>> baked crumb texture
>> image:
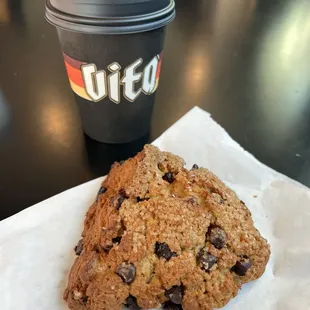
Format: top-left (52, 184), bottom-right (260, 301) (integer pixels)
top-left (64, 145), bottom-right (270, 310)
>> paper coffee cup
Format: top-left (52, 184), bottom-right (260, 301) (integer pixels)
top-left (45, 0), bottom-right (175, 143)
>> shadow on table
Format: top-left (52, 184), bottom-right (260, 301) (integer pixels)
top-left (84, 134), bottom-right (150, 177)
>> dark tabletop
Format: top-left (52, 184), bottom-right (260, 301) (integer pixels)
top-left (0, 0), bottom-right (310, 220)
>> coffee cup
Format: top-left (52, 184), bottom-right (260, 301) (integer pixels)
top-left (45, 0), bottom-right (175, 143)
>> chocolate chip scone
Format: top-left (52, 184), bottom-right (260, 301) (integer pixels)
top-left (64, 145), bottom-right (270, 310)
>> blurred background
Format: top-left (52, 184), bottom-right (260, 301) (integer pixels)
top-left (0, 0), bottom-right (309, 218)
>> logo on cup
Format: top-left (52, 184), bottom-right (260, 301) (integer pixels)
top-left (63, 53), bottom-right (163, 103)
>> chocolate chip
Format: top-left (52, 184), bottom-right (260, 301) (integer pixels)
top-left (112, 194), bottom-right (125, 210)
top-left (96, 186), bottom-right (107, 201)
top-left (240, 200), bottom-right (245, 205)
top-left (112, 236), bottom-right (122, 244)
top-left (163, 301), bottom-right (183, 310)
top-left (74, 239), bottom-right (83, 256)
top-left (220, 198), bottom-right (225, 204)
top-left (162, 172), bottom-right (174, 183)
top-left (232, 255), bottom-right (252, 276)
top-left (196, 248), bottom-right (217, 271)
top-left (119, 160), bottom-right (125, 165)
top-left (82, 296), bottom-right (88, 304)
top-left (191, 164), bottom-right (199, 170)
top-left (103, 236), bottom-right (122, 253)
top-left (155, 242), bottom-right (177, 260)
top-left (209, 226), bottom-right (227, 249)
top-left (126, 295), bottom-right (141, 310)
top-left (98, 186), bottom-right (107, 195)
top-left (137, 197), bottom-right (149, 202)
top-left (165, 286), bottom-right (183, 305)
top-left (116, 263), bottom-right (136, 284)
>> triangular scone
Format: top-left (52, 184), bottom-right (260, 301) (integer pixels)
top-left (64, 145), bottom-right (270, 310)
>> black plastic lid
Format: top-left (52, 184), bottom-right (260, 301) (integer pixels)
top-left (45, 0), bottom-right (176, 35)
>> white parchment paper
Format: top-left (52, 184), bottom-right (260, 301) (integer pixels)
top-left (1, 107), bottom-right (309, 310)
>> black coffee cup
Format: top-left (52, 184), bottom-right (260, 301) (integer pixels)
top-left (45, 0), bottom-right (175, 143)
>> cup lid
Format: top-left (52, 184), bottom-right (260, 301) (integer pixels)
top-left (45, 0), bottom-right (176, 35)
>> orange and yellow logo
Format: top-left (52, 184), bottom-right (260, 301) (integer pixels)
top-left (63, 53), bottom-right (163, 103)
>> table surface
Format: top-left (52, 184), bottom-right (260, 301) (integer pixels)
top-left (0, 0), bottom-right (309, 220)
